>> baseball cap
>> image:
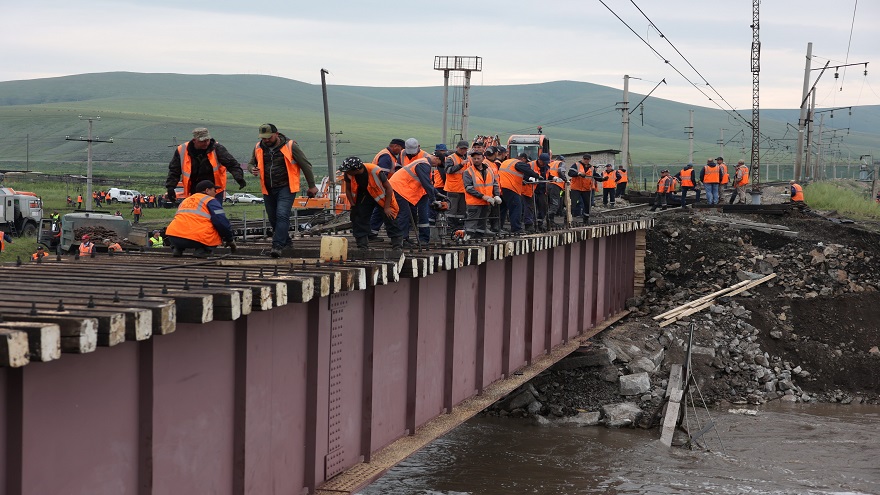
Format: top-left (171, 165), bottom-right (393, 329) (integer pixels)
top-left (192, 127), bottom-right (211, 142)
top-left (456, 140), bottom-right (469, 149)
top-left (258, 123), bottom-right (278, 139)
top-left (82, 234), bottom-right (90, 240)
top-left (434, 143), bottom-right (448, 152)
top-left (661, 169), bottom-right (670, 173)
top-left (557, 155), bottom-right (565, 161)
top-left (538, 153), bottom-right (551, 163)
top-left (716, 156), bottom-right (724, 161)
top-left (390, 138), bottom-right (406, 147)
top-left (485, 146), bottom-right (497, 155)
top-left (517, 152), bottom-right (530, 160)
top-left (405, 138), bottom-right (420, 154)
top-left (582, 154), bottom-right (592, 160)
top-left (194, 180), bottom-right (217, 193)
top-left (605, 163), bottom-right (613, 167)
top-left (497, 146), bottom-right (506, 154)
top-left (469, 149), bottom-right (484, 156)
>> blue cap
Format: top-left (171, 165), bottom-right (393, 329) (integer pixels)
top-left (434, 143), bottom-right (448, 151)
top-left (538, 153), bottom-right (551, 163)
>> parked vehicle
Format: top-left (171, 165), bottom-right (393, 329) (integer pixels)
top-left (107, 188), bottom-right (138, 203)
top-left (226, 193), bottom-right (264, 204)
top-left (0, 187), bottom-right (42, 237)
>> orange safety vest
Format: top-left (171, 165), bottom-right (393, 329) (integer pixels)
top-left (720, 163), bottom-right (729, 184)
top-left (464, 166), bottom-right (497, 206)
top-left (497, 159), bottom-right (525, 195)
top-left (401, 150), bottom-right (426, 167)
top-left (0, 237), bottom-right (4, 252)
top-left (791, 183), bottom-right (804, 202)
top-left (388, 158), bottom-right (429, 206)
top-left (31, 251), bottom-right (48, 261)
top-left (133, 206), bottom-right (142, 215)
top-left (522, 161), bottom-right (541, 198)
top-left (444, 153), bottom-right (470, 194)
top-left (165, 193), bottom-right (222, 246)
top-left (79, 241), bottom-right (94, 256)
top-left (77, 195), bottom-right (83, 203)
top-left (372, 148), bottom-right (401, 175)
top-left (703, 165), bottom-right (720, 184)
top-left (345, 163), bottom-right (400, 217)
top-left (255, 140), bottom-right (300, 195)
top-left (679, 168), bottom-right (695, 187)
top-left (618, 170), bottom-right (628, 184)
top-left (736, 165), bottom-right (750, 187)
top-left (548, 161), bottom-right (565, 189)
top-left (602, 170), bottom-right (617, 189)
top-left (656, 176), bottom-right (674, 193)
top-left (431, 168), bottom-right (445, 190)
top-left (178, 142), bottom-right (228, 196)
top-left (570, 162), bottom-right (593, 192)
top-left (107, 243), bottom-right (122, 252)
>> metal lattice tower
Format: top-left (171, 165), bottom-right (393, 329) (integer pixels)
top-left (434, 56), bottom-right (482, 146)
top-left (749, 0), bottom-right (761, 188)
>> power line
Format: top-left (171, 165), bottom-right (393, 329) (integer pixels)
top-left (840, 0), bottom-right (859, 90)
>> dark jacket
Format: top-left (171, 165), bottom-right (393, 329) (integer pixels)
top-left (165, 140), bottom-right (245, 195)
top-left (206, 196), bottom-right (234, 242)
top-left (248, 133), bottom-right (316, 192)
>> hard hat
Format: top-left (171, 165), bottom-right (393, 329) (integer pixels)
top-left (82, 234), bottom-right (90, 240)
top-left (339, 156), bottom-right (364, 172)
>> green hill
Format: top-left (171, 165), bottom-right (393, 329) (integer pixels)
top-left (0, 72), bottom-right (877, 180)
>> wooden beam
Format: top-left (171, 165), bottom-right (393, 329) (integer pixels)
top-left (0, 322), bottom-right (61, 363)
top-left (0, 329), bottom-right (30, 367)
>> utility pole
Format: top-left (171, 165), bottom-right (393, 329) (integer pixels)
top-left (620, 75), bottom-right (630, 169)
top-left (65, 116), bottom-right (113, 211)
top-left (718, 128), bottom-right (728, 159)
top-left (26, 134), bottom-right (29, 172)
top-left (320, 69), bottom-right (336, 206)
top-left (320, 131), bottom-right (350, 204)
top-left (749, 0), bottom-right (761, 195)
top-left (685, 110), bottom-right (694, 164)
top-left (804, 88), bottom-right (816, 179)
top-left (815, 114), bottom-right (825, 180)
top-left (794, 42), bottom-right (813, 181)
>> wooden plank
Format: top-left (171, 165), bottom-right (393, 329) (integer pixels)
top-left (0, 329), bottom-right (30, 367)
top-left (0, 322), bottom-right (61, 363)
top-left (660, 389), bottom-right (683, 447)
top-left (0, 303), bottom-right (125, 347)
top-left (3, 314), bottom-right (97, 354)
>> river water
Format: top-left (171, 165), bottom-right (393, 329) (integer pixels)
top-left (361, 403), bottom-right (879, 495)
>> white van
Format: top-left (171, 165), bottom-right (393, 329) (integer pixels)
top-left (107, 188), bottom-right (138, 203)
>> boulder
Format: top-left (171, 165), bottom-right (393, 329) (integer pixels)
top-left (499, 389), bottom-right (536, 412)
top-left (553, 347), bottom-right (616, 370)
top-left (602, 402), bottom-right (643, 428)
top-left (619, 372), bottom-right (651, 396)
top-left (555, 411), bottom-right (601, 427)
top-left (628, 357), bottom-right (657, 374)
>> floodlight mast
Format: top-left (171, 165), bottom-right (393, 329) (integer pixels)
top-left (434, 56), bottom-right (482, 146)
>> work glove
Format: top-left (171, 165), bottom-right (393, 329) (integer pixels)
top-left (225, 239), bottom-right (237, 253)
top-left (482, 195), bottom-right (492, 203)
top-left (527, 177), bottom-right (537, 183)
top-left (166, 187), bottom-right (176, 202)
top-left (493, 196), bottom-right (502, 205)
top-left (553, 177), bottom-right (564, 183)
top-left (236, 178), bottom-right (247, 189)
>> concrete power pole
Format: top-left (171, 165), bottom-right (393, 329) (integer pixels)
top-left (65, 116), bottom-right (112, 211)
top-left (804, 88), bottom-right (816, 179)
top-left (685, 110), bottom-right (694, 164)
top-left (815, 114), bottom-right (825, 180)
top-left (794, 42), bottom-right (813, 181)
top-left (621, 75), bottom-right (630, 169)
top-left (320, 69), bottom-right (337, 206)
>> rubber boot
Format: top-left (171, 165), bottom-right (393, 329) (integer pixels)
top-left (390, 237), bottom-right (404, 250)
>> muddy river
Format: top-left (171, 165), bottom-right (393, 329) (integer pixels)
top-left (361, 403), bottom-right (879, 494)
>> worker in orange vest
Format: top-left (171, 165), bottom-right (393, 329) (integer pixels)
top-left (339, 156), bottom-right (403, 250)
top-left (131, 204), bottom-right (142, 224)
top-left (166, 127), bottom-right (247, 203)
top-left (103, 238), bottom-right (123, 252)
top-left (716, 156), bottom-right (729, 188)
top-left (601, 163), bottom-right (620, 208)
top-left (78, 234), bottom-right (95, 256)
top-left (700, 159), bottom-right (722, 205)
top-left (546, 156), bottom-right (568, 225)
top-left (444, 140), bottom-right (472, 229)
top-left (165, 181), bottom-right (236, 258)
top-left (462, 149), bottom-right (501, 238)
top-left (568, 154), bottom-right (602, 222)
top-left (388, 154), bottom-right (439, 246)
top-left (498, 153), bottom-right (543, 233)
top-left (369, 138), bottom-right (405, 239)
top-left (729, 160), bottom-right (750, 204)
top-left (0, 232), bottom-right (12, 253)
top-left (674, 163), bottom-right (698, 208)
top-left (76, 194), bottom-right (83, 208)
top-left (789, 180), bottom-right (805, 203)
top-left (650, 170), bottom-right (675, 211)
top-left (616, 165), bottom-right (629, 198)
top-left (31, 245), bottom-right (48, 261)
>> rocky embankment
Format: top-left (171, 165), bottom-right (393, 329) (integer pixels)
top-left (486, 210), bottom-right (880, 428)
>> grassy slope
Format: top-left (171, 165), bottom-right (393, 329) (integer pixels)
top-left (1, 72), bottom-right (877, 174)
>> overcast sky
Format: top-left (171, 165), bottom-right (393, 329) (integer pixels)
top-left (2, 0), bottom-right (878, 110)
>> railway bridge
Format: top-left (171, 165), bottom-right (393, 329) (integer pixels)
top-left (0, 217), bottom-right (650, 495)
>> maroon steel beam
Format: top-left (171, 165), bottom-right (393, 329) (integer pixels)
top-left (443, 271), bottom-right (457, 411)
top-left (5, 368), bottom-right (21, 495)
top-left (501, 258), bottom-right (512, 377)
top-left (474, 264), bottom-right (487, 394)
top-left (481, 259), bottom-right (505, 388)
top-left (361, 288), bottom-right (376, 461)
top-left (138, 339), bottom-right (153, 495)
top-left (414, 275), bottom-right (448, 427)
top-left (523, 252), bottom-right (535, 365)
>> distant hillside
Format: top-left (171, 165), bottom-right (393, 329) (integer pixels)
top-left (0, 72), bottom-right (877, 177)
